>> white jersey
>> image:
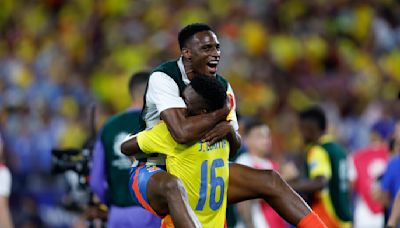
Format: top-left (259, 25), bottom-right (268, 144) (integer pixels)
top-left (0, 165), bottom-right (11, 197)
top-left (142, 57), bottom-right (239, 165)
top-left (0, 133), bottom-right (11, 197)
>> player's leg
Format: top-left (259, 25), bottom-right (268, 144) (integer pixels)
top-left (227, 163), bottom-right (311, 225)
top-left (129, 165), bottom-right (200, 228)
top-left (146, 171), bottom-right (201, 228)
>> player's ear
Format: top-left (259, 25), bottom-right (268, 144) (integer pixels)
top-left (182, 48), bottom-right (191, 60)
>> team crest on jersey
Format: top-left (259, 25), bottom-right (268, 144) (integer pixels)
top-left (146, 166), bottom-right (161, 173)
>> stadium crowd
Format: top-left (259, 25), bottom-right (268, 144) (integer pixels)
top-left (0, 0), bottom-right (399, 227)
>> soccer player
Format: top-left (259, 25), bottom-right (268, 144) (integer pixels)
top-left (128, 23), bottom-right (325, 228)
top-left (90, 72), bottom-right (161, 227)
top-left (293, 106), bottom-right (352, 228)
top-left (122, 75), bottom-right (233, 227)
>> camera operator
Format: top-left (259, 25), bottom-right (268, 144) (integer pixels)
top-left (89, 71), bottom-right (161, 228)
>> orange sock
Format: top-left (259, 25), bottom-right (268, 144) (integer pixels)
top-left (161, 215), bottom-right (175, 228)
top-left (297, 212), bottom-right (327, 228)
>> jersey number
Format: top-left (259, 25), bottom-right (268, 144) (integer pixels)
top-left (195, 158), bottom-right (225, 211)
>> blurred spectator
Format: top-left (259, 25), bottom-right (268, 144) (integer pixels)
top-left (377, 120), bottom-right (400, 228)
top-left (90, 71), bottom-right (161, 228)
top-left (0, 132), bottom-right (13, 228)
top-left (292, 106), bottom-right (352, 228)
top-left (235, 119), bottom-right (291, 228)
top-left (348, 119), bottom-right (393, 228)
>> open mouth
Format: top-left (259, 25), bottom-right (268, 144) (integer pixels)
top-left (207, 60), bottom-right (219, 74)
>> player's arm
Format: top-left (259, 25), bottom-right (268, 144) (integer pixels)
top-left (226, 126), bottom-right (241, 156)
top-left (0, 196), bottom-right (13, 228)
top-left (0, 167), bottom-right (13, 228)
top-left (289, 176), bottom-right (328, 193)
top-left (121, 123), bottom-right (175, 157)
top-left (376, 159), bottom-right (397, 207)
top-left (387, 190), bottom-right (400, 228)
top-left (201, 121), bottom-right (241, 155)
top-left (120, 133), bottom-right (154, 158)
top-left (290, 147), bottom-right (330, 193)
top-left (161, 107), bottom-right (228, 144)
top-left (150, 73), bottom-right (230, 144)
top-left (201, 84), bottom-right (241, 152)
top-left (193, 85), bottom-right (241, 154)
top-left (120, 133), bottom-right (142, 157)
top-left (373, 185), bottom-right (391, 207)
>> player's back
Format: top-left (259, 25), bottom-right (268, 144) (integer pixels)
top-left (166, 139), bottom-right (230, 228)
top-left (137, 122), bottom-right (230, 227)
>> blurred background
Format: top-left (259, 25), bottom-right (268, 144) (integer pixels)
top-left (0, 0), bottom-right (400, 227)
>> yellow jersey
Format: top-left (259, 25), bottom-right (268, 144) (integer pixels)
top-left (307, 142), bottom-right (351, 228)
top-left (137, 122), bottom-right (230, 228)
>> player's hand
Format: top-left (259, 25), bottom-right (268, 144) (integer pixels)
top-left (220, 101), bottom-right (230, 117)
top-left (202, 121), bottom-right (232, 146)
top-left (213, 96), bottom-right (232, 121)
top-left (224, 94), bottom-right (234, 115)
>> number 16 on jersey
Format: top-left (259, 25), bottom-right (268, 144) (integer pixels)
top-left (196, 158), bottom-right (225, 211)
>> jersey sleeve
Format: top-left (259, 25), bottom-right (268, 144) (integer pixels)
top-left (137, 122), bottom-right (177, 156)
top-left (147, 72), bottom-right (186, 114)
top-left (226, 83), bottom-right (239, 131)
top-left (307, 146), bottom-right (332, 179)
top-left (0, 167), bottom-right (11, 197)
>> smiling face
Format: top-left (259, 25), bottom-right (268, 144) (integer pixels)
top-left (182, 30), bottom-right (221, 76)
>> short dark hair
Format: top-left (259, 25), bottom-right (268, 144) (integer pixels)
top-left (128, 71), bottom-right (150, 94)
top-left (190, 75), bottom-right (226, 111)
top-left (299, 106), bottom-right (327, 131)
top-left (178, 23), bottom-right (213, 50)
top-left (243, 118), bottom-right (266, 135)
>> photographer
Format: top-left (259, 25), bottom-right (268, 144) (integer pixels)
top-left (89, 72), bottom-right (161, 227)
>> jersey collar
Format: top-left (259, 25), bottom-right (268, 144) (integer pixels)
top-left (177, 57), bottom-right (190, 85)
top-left (319, 134), bottom-right (334, 144)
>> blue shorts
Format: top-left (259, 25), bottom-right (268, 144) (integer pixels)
top-left (128, 165), bottom-right (165, 216)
